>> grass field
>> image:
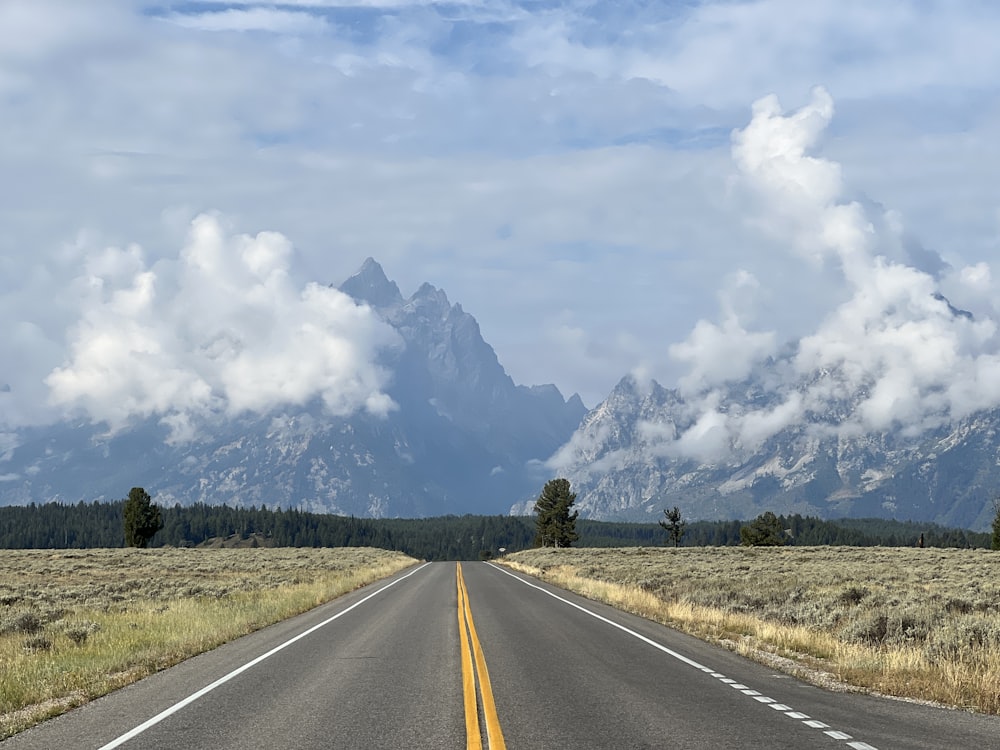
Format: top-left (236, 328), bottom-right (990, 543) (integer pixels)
top-left (0, 547), bottom-right (416, 739)
top-left (503, 545), bottom-right (1000, 714)
top-left (8, 543), bottom-right (998, 738)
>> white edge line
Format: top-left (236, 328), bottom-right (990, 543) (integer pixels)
top-left (487, 562), bottom-right (709, 670)
top-left (97, 562), bottom-right (430, 750)
top-left (487, 563), bottom-right (880, 750)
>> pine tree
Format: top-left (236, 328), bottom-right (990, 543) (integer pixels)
top-left (123, 487), bottom-right (163, 548)
top-left (659, 506), bottom-right (686, 547)
top-left (740, 511), bottom-right (787, 547)
top-left (991, 499), bottom-right (1000, 551)
top-left (532, 478), bottom-right (579, 548)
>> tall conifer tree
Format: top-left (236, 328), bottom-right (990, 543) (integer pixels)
top-left (123, 487), bottom-right (163, 548)
top-left (533, 478), bottom-right (579, 548)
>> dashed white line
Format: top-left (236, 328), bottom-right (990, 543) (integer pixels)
top-left (490, 563), bottom-right (881, 750)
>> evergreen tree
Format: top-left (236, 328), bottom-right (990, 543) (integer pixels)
top-left (533, 478), bottom-right (579, 548)
top-left (992, 499), bottom-right (1000, 551)
top-left (740, 511), bottom-right (786, 547)
top-left (123, 487), bottom-right (163, 548)
top-left (659, 506), bottom-right (686, 547)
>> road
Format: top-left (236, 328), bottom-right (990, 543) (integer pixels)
top-left (4, 561), bottom-right (1000, 749)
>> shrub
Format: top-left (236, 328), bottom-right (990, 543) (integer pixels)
top-left (22, 636), bottom-right (53, 652)
top-left (62, 620), bottom-right (101, 646)
top-left (837, 586), bottom-right (868, 606)
top-left (2, 611), bottom-right (43, 635)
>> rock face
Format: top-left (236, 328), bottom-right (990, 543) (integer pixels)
top-left (0, 260), bottom-right (586, 517)
top-left (543, 372), bottom-right (1000, 531)
top-left (6, 259), bottom-right (999, 528)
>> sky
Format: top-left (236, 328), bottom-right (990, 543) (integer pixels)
top-left (3, 0), bottom-right (1000, 447)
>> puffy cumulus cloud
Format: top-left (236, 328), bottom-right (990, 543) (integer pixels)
top-left (45, 214), bottom-right (400, 441)
top-left (795, 260), bottom-right (999, 427)
top-left (650, 88), bottom-right (1000, 462)
top-left (8, 1), bottom-right (1000, 451)
top-left (730, 87), bottom-right (847, 263)
top-left (669, 270), bottom-right (777, 396)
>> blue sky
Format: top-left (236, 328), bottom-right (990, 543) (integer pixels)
top-left (3, 0), bottom-right (1000, 443)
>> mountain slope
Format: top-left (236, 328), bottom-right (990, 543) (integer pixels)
top-left (546, 372), bottom-right (1000, 531)
top-left (0, 260), bottom-right (586, 517)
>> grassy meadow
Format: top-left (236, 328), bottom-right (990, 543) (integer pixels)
top-left (504, 546), bottom-right (1000, 714)
top-left (0, 547), bottom-right (416, 739)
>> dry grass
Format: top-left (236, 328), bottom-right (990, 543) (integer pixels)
top-left (0, 547), bottom-right (417, 739)
top-left (503, 546), bottom-right (1000, 714)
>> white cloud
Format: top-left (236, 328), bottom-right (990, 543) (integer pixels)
top-left (959, 262), bottom-right (992, 293)
top-left (669, 270), bottom-right (777, 395)
top-left (44, 214), bottom-right (400, 441)
top-left (735, 394), bottom-right (804, 451)
top-left (655, 87), bottom-right (1000, 462)
top-left (165, 9), bottom-right (331, 35)
top-left (5, 0), bottom-right (1000, 446)
top-left (730, 87), bottom-right (844, 262)
top-left (179, 0), bottom-right (472, 7)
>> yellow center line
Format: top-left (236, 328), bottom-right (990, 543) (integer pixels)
top-left (457, 563), bottom-right (507, 750)
top-left (457, 564), bottom-right (482, 750)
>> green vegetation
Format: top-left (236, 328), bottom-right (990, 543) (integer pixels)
top-left (0, 502), bottom-right (990, 557)
top-left (740, 511), bottom-right (787, 546)
top-left (659, 506), bottom-right (686, 547)
top-left (122, 487), bottom-right (163, 548)
top-left (532, 478), bottom-right (579, 548)
top-left (504, 546), bottom-right (1000, 714)
top-left (991, 499), bottom-right (1000, 551)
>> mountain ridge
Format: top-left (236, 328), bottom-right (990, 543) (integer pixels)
top-left (1, 261), bottom-right (997, 530)
top-left (0, 259), bottom-right (585, 517)
top-left (545, 362), bottom-right (999, 531)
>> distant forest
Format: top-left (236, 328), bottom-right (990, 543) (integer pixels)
top-left (0, 501), bottom-right (989, 560)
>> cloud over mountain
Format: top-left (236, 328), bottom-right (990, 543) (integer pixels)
top-left (44, 214), bottom-right (399, 441)
top-left (557, 87), bottom-right (1000, 468)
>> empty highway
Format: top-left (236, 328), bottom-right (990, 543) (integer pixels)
top-left (4, 561), bottom-right (999, 749)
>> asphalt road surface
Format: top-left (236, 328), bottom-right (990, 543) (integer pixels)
top-left (4, 561), bottom-right (1000, 749)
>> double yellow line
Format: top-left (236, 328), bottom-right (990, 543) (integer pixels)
top-left (457, 563), bottom-right (506, 750)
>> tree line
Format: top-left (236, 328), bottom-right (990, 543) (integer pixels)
top-left (0, 499), bottom-right (990, 558)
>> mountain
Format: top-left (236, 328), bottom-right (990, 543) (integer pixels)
top-left (341, 258), bottom-right (586, 466)
top-left (0, 260), bottom-right (586, 517)
top-left (8, 260), bottom-right (996, 529)
top-left (541, 371), bottom-right (1000, 531)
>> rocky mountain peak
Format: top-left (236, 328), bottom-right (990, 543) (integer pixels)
top-left (1, 258), bottom-right (588, 518)
top-left (407, 282), bottom-right (451, 315)
top-left (337, 257), bottom-right (403, 310)
top-left (552, 347), bottom-right (1000, 530)
top-left (932, 292), bottom-right (973, 320)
